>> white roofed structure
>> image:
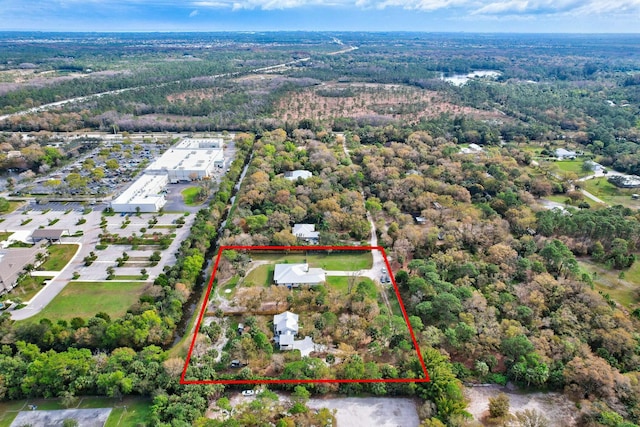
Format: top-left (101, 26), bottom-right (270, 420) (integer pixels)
top-left (111, 174), bottom-right (168, 213)
top-left (273, 263), bottom-right (325, 287)
top-left (146, 147), bottom-right (224, 183)
top-left (292, 224), bottom-right (319, 243)
top-left (284, 170), bottom-right (312, 181)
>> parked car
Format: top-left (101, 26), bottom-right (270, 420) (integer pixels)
top-left (241, 390), bottom-right (254, 397)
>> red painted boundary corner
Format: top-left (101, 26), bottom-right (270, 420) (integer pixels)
top-left (180, 245), bottom-right (430, 385)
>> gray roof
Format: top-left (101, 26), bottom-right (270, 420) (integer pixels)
top-left (0, 242), bottom-right (47, 293)
top-left (31, 229), bottom-right (65, 240)
top-left (273, 264), bottom-right (325, 285)
top-left (292, 224), bottom-right (319, 239)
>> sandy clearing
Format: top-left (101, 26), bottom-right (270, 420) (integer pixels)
top-left (306, 397), bottom-right (420, 427)
top-left (465, 385), bottom-right (578, 425)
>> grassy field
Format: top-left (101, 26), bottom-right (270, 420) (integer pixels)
top-left (243, 264), bottom-right (274, 287)
top-left (579, 259), bottom-right (640, 309)
top-left (555, 160), bottom-right (591, 177)
top-left (581, 177), bottom-right (640, 208)
top-left (21, 281), bottom-right (149, 323)
top-left (326, 276), bottom-right (375, 295)
top-left (40, 244), bottom-right (79, 271)
top-left (252, 251), bottom-right (373, 271)
top-left (181, 186), bottom-right (203, 206)
top-left (0, 231), bottom-right (12, 241)
top-left (0, 397), bottom-right (151, 427)
top-left (1, 275), bottom-right (52, 302)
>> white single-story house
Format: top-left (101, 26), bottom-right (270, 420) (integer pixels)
top-left (273, 263), bottom-right (326, 288)
top-left (284, 170), bottom-right (312, 181)
top-left (292, 223), bottom-right (319, 243)
top-left (274, 311), bottom-right (299, 350)
top-left (555, 148), bottom-right (577, 160)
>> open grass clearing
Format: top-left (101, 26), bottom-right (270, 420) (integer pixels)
top-left (252, 251), bottom-right (373, 271)
top-left (181, 186), bottom-right (204, 206)
top-left (579, 259), bottom-right (640, 309)
top-left (326, 276), bottom-right (375, 296)
top-left (0, 200), bottom-right (25, 216)
top-left (555, 160), bottom-right (591, 177)
top-left (20, 281), bottom-right (149, 323)
top-left (0, 231), bottom-right (12, 241)
top-left (581, 177), bottom-right (640, 208)
top-left (0, 397), bottom-right (151, 427)
top-left (40, 243), bottom-right (79, 271)
top-left (243, 264), bottom-right (274, 287)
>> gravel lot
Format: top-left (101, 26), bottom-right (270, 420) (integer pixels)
top-left (306, 397), bottom-right (420, 427)
top-left (11, 408), bottom-right (112, 427)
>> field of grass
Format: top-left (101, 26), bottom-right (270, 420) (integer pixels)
top-left (0, 397), bottom-right (151, 427)
top-left (181, 186), bottom-right (203, 206)
top-left (243, 264), bottom-right (274, 287)
top-left (581, 177), bottom-right (640, 208)
top-left (252, 251), bottom-right (373, 271)
top-left (0, 231), bottom-right (12, 241)
top-left (21, 281), bottom-right (148, 323)
top-left (40, 244), bottom-right (79, 271)
top-left (105, 398), bottom-right (153, 427)
top-left (544, 194), bottom-right (572, 205)
top-left (1, 275), bottom-right (52, 302)
top-left (326, 276), bottom-right (375, 295)
top-left (579, 259), bottom-right (640, 309)
top-left (555, 160), bottom-right (591, 177)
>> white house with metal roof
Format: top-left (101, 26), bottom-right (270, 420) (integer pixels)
top-left (292, 223), bottom-right (319, 243)
top-left (284, 170), bottom-right (312, 181)
top-left (273, 311), bottom-right (298, 350)
top-left (273, 263), bottom-right (325, 288)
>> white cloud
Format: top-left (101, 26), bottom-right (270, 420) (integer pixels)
top-left (189, 8), bottom-right (199, 16)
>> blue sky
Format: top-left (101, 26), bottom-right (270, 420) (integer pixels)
top-left (2, 0), bottom-right (640, 32)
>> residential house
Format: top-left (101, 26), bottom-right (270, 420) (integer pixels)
top-left (292, 223), bottom-right (319, 244)
top-left (273, 264), bottom-right (326, 288)
top-left (273, 311), bottom-right (299, 350)
top-left (284, 170), bottom-right (312, 181)
top-left (555, 148), bottom-right (577, 160)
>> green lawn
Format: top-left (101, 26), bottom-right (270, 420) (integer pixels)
top-left (40, 244), bottom-right (79, 271)
top-left (555, 160), bottom-right (591, 177)
top-left (0, 397), bottom-right (151, 427)
top-left (21, 281), bottom-right (149, 323)
top-left (579, 259), bottom-right (640, 309)
top-left (243, 265), bottom-right (274, 287)
top-left (0, 232), bottom-right (12, 242)
top-left (1, 275), bottom-right (52, 303)
top-left (581, 177), bottom-right (640, 208)
top-left (181, 186), bottom-right (203, 206)
top-left (105, 398), bottom-right (153, 427)
top-left (252, 251), bottom-right (373, 271)
top-left (544, 195), bottom-right (572, 205)
top-left (326, 276), bottom-right (375, 295)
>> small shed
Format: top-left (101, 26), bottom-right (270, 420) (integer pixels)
top-left (31, 229), bottom-right (67, 243)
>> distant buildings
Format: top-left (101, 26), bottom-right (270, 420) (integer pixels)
top-left (146, 138), bottom-right (224, 183)
top-left (273, 263), bottom-right (326, 288)
top-left (292, 223), bottom-right (319, 244)
top-left (111, 137), bottom-right (225, 212)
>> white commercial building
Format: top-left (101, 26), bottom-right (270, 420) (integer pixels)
top-left (111, 174), bottom-right (168, 212)
top-left (146, 147), bottom-right (224, 183)
top-left (175, 138), bottom-right (223, 150)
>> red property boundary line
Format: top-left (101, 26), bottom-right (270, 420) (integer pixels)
top-left (180, 245), bottom-right (430, 385)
